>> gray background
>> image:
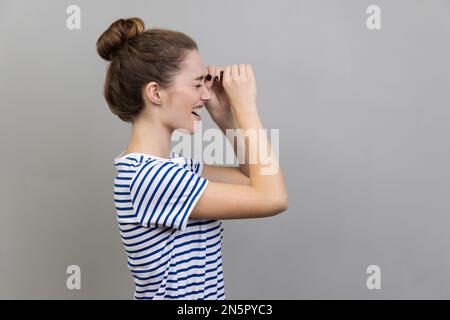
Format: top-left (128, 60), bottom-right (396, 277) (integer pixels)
top-left (0, 0), bottom-right (449, 299)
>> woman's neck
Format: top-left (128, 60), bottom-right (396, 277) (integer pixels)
top-left (125, 116), bottom-right (173, 159)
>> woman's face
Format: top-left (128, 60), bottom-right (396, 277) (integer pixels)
top-left (160, 50), bottom-right (212, 134)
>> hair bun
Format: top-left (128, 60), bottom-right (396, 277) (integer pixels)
top-left (96, 17), bottom-right (145, 61)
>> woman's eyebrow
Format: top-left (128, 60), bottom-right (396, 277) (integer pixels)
top-left (193, 74), bottom-right (207, 81)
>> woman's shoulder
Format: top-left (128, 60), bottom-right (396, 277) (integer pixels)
top-left (114, 151), bottom-right (204, 175)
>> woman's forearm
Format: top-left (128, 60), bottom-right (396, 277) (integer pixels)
top-left (214, 113), bottom-right (250, 177)
top-left (233, 105), bottom-right (288, 206)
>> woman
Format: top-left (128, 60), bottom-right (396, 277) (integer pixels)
top-left (96, 17), bottom-right (288, 300)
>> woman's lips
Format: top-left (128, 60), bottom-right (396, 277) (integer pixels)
top-left (192, 111), bottom-right (202, 120)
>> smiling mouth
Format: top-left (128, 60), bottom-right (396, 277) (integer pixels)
top-left (191, 111), bottom-right (201, 120)
top-left (191, 105), bottom-right (203, 120)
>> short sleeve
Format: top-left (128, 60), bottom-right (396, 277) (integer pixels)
top-left (128, 159), bottom-right (209, 231)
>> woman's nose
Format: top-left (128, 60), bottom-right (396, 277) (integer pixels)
top-left (202, 86), bottom-right (212, 101)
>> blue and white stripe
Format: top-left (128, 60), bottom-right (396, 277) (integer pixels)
top-left (113, 151), bottom-right (225, 300)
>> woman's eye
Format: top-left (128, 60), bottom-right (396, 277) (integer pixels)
top-left (196, 84), bottom-right (202, 88)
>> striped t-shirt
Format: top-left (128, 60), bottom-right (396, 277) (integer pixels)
top-left (113, 151), bottom-right (225, 300)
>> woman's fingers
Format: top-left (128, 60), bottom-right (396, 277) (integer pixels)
top-left (223, 66), bottom-right (231, 81)
top-left (231, 64), bottom-right (238, 79)
top-left (246, 64), bottom-right (257, 97)
top-left (246, 64), bottom-right (256, 89)
top-left (208, 64), bottom-right (252, 82)
top-left (221, 63), bottom-right (258, 112)
top-left (246, 64), bottom-right (254, 80)
top-left (213, 66), bottom-right (223, 83)
top-left (238, 64), bottom-right (246, 78)
top-left (206, 65), bottom-right (216, 88)
top-left (207, 65), bottom-right (226, 84)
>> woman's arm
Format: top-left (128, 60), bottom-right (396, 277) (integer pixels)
top-left (201, 64), bottom-right (250, 184)
top-left (202, 164), bottom-right (250, 185)
top-left (191, 111), bottom-right (288, 219)
top-left (202, 110), bottom-right (250, 185)
top-left (190, 64), bottom-right (288, 220)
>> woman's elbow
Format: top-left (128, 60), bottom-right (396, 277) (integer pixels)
top-left (281, 195), bottom-right (289, 212)
top-left (276, 194), bottom-right (289, 214)
top-left (267, 193), bottom-right (289, 216)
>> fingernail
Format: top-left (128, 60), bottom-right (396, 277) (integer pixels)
top-left (206, 74), bottom-right (212, 81)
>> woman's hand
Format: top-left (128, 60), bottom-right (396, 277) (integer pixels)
top-left (204, 65), bottom-right (235, 127)
top-left (222, 64), bottom-right (257, 116)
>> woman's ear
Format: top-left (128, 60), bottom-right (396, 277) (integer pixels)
top-left (143, 81), bottom-right (163, 105)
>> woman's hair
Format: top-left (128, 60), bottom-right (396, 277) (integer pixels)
top-left (96, 17), bottom-right (198, 122)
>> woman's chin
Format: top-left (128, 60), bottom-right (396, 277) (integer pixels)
top-left (175, 120), bottom-right (202, 135)
top-left (176, 127), bottom-right (193, 135)
top-left (177, 126), bottom-right (196, 135)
